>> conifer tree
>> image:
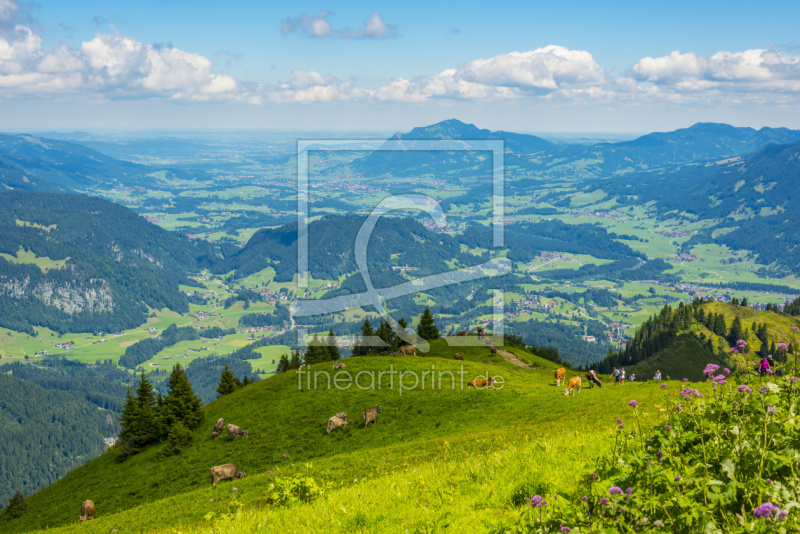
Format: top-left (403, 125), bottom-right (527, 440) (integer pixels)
top-left (327, 329), bottom-right (341, 360)
top-left (289, 351), bottom-right (302, 369)
top-left (353, 318), bottom-right (375, 356)
top-left (5, 490), bottom-right (26, 518)
top-left (304, 335), bottom-right (325, 365)
top-left (118, 387), bottom-right (139, 449)
top-left (277, 354), bottom-right (290, 373)
top-left (417, 308), bottom-right (440, 341)
top-left (728, 316), bottom-right (744, 344)
top-left (216, 363), bottom-right (238, 397)
top-left (160, 364), bottom-right (203, 435)
top-left (375, 320), bottom-right (395, 352)
top-left (740, 298), bottom-right (748, 307)
top-left (714, 314), bottom-right (727, 337)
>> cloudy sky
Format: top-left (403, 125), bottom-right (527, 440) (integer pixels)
top-left (2, 0), bottom-right (800, 132)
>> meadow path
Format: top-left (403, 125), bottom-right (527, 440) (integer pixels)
top-left (496, 348), bottom-right (533, 369)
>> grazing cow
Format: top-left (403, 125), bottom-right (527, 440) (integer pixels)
top-left (586, 370), bottom-right (603, 388)
top-left (564, 376), bottom-right (582, 396)
top-left (333, 362), bottom-right (346, 370)
top-left (456, 330), bottom-right (468, 336)
top-left (454, 353), bottom-right (464, 360)
top-left (226, 423), bottom-right (248, 439)
top-left (467, 376), bottom-right (495, 388)
top-left (395, 345), bottom-right (417, 356)
top-left (363, 406), bottom-right (382, 427)
top-left (554, 368), bottom-right (567, 387)
top-left (490, 347), bottom-right (498, 356)
top-left (211, 417), bottom-right (225, 439)
top-left (327, 412), bottom-right (348, 433)
top-left (210, 464), bottom-right (246, 486)
top-left (80, 500), bottom-right (95, 522)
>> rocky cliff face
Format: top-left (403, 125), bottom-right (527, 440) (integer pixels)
top-left (0, 276), bottom-right (114, 313)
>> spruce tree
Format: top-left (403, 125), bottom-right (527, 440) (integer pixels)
top-left (740, 298), bottom-right (748, 307)
top-left (118, 386), bottom-right (139, 450)
top-left (353, 318), bottom-right (375, 356)
top-left (289, 351), bottom-right (302, 369)
top-left (216, 363), bottom-right (238, 397)
top-left (304, 335), bottom-right (325, 365)
top-left (277, 354), bottom-right (290, 373)
top-left (5, 490), bottom-right (26, 519)
top-left (327, 329), bottom-right (341, 360)
top-left (375, 320), bottom-right (395, 352)
top-left (417, 308), bottom-right (440, 341)
top-left (728, 316), bottom-right (744, 344)
top-left (134, 372), bottom-right (159, 447)
top-left (161, 364), bottom-right (203, 435)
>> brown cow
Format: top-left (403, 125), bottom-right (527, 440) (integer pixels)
top-left (453, 353), bottom-right (464, 360)
top-left (226, 423), bottom-right (248, 439)
top-left (490, 347), bottom-right (498, 356)
top-left (586, 370), bottom-right (603, 388)
top-left (80, 500), bottom-right (95, 522)
top-left (456, 330), bottom-right (468, 336)
top-left (395, 345), bottom-right (417, 356)
top-left (564, 376), bottom-right (582, 396)
top-left (210, 464), bottom-right (246, 486)
top-left (554, 368), bottom-right (566, 387)
top-left (327, 412), bottom-right (348, 433)
top-left (333, 362), bottom-right (346, 370)
top-left (363, 406), bottom-right (382, 427)
top-left (467, 376), bottom-right (495, 388)
top-left (211, 417), bottom-right (225, 439)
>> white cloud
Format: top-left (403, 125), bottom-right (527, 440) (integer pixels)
top-left (0, 25), bottom-right (247, 101)
top-left (280, 11), bottom-right (333, 38)
top-left (631, 48), bottom-right (800, 93)
top-left (340, 12), bottom-right (398, 39)
top-left (281, 11), bottom-right (398, 39)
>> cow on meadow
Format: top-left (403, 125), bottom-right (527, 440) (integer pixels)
top-left (456, 330), bottom-right (468, 336)
top-left (327, 412), bottom-right (348, 433)
top-left (80, 500), bottom-right (95, 522)
top-left (395, 345), bottom-right (417, 356)
top-left (363, 406), bottom-right (382, 427)
top-left (210, 464), bottom-right (246, 486)
top-left (454, 353), bottom-right (463, 360)
top-left (226, 424), bottom-right (248, 439)
top-left (554, 368), bottom-right (566, 387)
top-left (333, 362), bottom-right (346, 370)
top-left (467, 376), bottom-right (495, 388)
top-left (586, 370), bottom-right (603, 388)
top-left (211, 417), bottom-right (225, 439)
top-left (564, 376), bottom-right (582, 396)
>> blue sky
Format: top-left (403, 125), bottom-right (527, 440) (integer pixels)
top-left (2, 0), bottom-right (800, 132)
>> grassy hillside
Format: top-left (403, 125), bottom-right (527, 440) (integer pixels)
top-left (627, 332), bottom-right (729, 381)
top-left (0, 339), bottom-right (691, 533)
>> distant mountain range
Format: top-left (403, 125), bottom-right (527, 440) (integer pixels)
top-left (0, 134), bottom-right (204, 192)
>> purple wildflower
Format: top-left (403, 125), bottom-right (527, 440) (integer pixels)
top-left (791, 376), bottom-right (799, 383)
top-left (526, 495), bottom-right (548, 508)
top-left (738, 385), bottom-right (752, 394)
top-left (657, 450), bottom-right (665, 458)
top-left (581, 495), bottom-right (588, 501)
top-left (779, 510), bottom-right (789, 520)
top-left (654, 520), bottom-right (664, 527)
top-left (724, 368), bottom-right (730, 374)
top-left (618, 424), bottom-right (624, 430)
top-left (736, 340), bottom-right (747, 348)
top-left (616, 418), bottom-right (623, 424)
top-left (629, 400), bottom-right (638, 408)
top-left (766, 478), bottom-right (773, 485)
top-left (703, 364), bottom-right (720, 375)
top-left (754, 502), bottom-right (780, 519)
top-left (682, 378), bottom-right (689, 382)
top-left (731, 347), bottom-right (740, 354)
top-left (599, 498), bottom-right (609, 505)
top-left (733, 401), bottom-right (739, 408)
top-left (626, 487), bottom-right (633, 495)
top-left (719, 380), bottom-right (727, 385)
top-left (792, 327), bottom-right (799, 331)
top-left (609, 487), bottom-right (623, 495)
top-left (778, 343), bottom-right (788, 351)
top-left (767, 405), bottom-right (777, 416)
top-left (759, 386), bottom-right (769, 395)
top-left (712, 374), bottom-right (725, 382)
top-left (232, 487), bottom-right (238, 493)
top-left (209, 498), bottom-right (213, 502)
top-left (283, 453), bottom-right (289, 458)
top-left (664, 424), bottom-right (672, 431)
top-left (674, 476), bottom-right (682, 482)
top-left (590, 472), bottom-right (597, 480)
top-left (560, 526), bottom-right (571, 533)
top-left (660, 383), bottom-right (666, 388)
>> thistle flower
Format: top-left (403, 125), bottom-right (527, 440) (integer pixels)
top-left (674, 476), bottom-right (682, 482)
top-left (754, 502), bottom-right (780, 519)
top-left (581, 495), bottom-right (588, 501)
top-left (609, 487), bottom-right (623, 495)
top-left (616, 418), bottom-right (623, 424)
top-left (589, 472), bottom-right (598, 480)
top-left (526, 495), bottom-right (547, 508)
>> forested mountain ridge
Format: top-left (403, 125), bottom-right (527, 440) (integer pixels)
top-left (0, 192), bottom-right (218, 334)
top-left (0, 133), bottom-right (205, 192)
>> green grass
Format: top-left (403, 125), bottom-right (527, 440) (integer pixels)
top-left (0, 338), bottom-right (699, 534)
top-left (0, 246), bottom-right (68, 272)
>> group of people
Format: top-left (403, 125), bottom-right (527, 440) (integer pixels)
top-left (609, 367), bottom-right (660, 385)
top-left (759, 354), bottom-right (781, 377)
